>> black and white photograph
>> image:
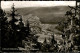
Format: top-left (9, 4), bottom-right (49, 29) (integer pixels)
top-left (0, 1), bottom-right (80, 53)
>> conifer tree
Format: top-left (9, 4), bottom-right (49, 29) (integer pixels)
top-left (56, 1), bottom-right (80, 52)
top-left (0, 8), bottom-right (10, 48)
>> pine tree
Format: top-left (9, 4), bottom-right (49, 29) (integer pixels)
top-left (55, 1), bottom-right (80, 52)
top-left (1, 3), bottom-right (25, 48)
top-left (9, 3), bottom-right (18, 30)
top-left (0, 8), bottom-right (10, 48)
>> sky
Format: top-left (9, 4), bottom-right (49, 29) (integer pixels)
top-left (1, 1), bottom-right (76, 9)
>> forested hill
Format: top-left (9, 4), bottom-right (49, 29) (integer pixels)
top-left (5, 6), bottom-right (72, 24)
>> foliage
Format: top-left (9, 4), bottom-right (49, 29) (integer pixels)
top-left (55, 3), bottom-right (80, 52)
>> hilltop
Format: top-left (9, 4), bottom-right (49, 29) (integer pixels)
top-left (5, 6), bottom-right (71, 24)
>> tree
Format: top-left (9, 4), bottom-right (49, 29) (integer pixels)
top-left (55, 1), bottom-right (80, 52)
top-left (0, 8), bottom-right (11, 48)
top-left (1, 3), bottom-right (28, 48)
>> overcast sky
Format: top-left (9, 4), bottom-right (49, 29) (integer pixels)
top-left (1, 1), bottom-right (76, 9)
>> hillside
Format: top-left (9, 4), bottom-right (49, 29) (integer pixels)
top-left (5, 6), bottom-right (71, 24)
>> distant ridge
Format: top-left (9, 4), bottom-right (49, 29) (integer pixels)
top-left (5, 6), bottom-right (72, 24)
